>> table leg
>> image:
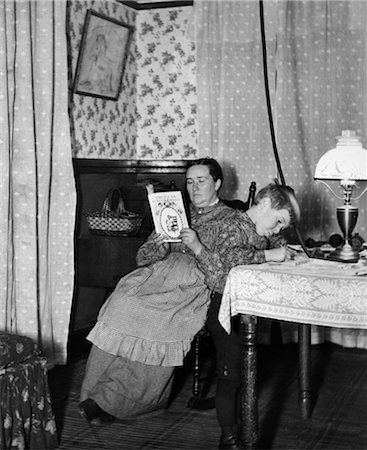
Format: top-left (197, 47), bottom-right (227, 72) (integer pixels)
top-left (239, 314), bottom-right (258, 449)
top-left (298, 323), bottom-right (311, 419)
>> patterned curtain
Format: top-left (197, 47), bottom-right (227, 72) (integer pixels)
top-left (194, 0), bottom-right (367, 348)
top-left (0, 0), bottom-right (76, 364)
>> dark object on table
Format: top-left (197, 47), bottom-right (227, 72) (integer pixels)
top-left (307, 233), bottom-right (365, 252)
top-left (351, 233), bottom-right (364, 251)
top-left (328, 233), bottom-right (343, 248)
top-left (305, 237), bottom-right (327, 248)
top-left (328, 232), bottom-right (364, 251)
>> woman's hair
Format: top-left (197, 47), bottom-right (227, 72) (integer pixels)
top-left (187, 158), bottom-right (223, 183)
top-left (254, 183), bottom-right (300, 225)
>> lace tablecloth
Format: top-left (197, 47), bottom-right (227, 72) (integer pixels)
top-left (219, 258), bottom-right (367, 334)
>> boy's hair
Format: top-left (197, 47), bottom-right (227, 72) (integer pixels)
top-left (254, 183), bottom-right (300, 225)
top-left (187, 158), bottom-right (223, 183)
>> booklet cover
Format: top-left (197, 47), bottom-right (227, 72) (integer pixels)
top-left (147, 190), bottom-right (189, 242)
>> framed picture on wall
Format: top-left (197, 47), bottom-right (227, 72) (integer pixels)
top-left (73, 10), bottom-right (134, 100)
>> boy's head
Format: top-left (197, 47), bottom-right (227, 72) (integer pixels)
top-left (251, 184), bottom-right (300, 237)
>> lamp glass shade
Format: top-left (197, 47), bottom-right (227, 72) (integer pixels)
top-left (314, 130), bottom-right (367, 263)
top-left (314, 130), bottom-right (367, 181)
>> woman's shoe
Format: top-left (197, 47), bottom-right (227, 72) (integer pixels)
top-left (79, 398), bottom-right (115, 425)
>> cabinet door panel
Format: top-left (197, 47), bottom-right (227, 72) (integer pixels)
top-left (77, 236), bottom-right (145, 289)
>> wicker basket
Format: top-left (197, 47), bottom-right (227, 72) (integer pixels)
top-left (84, 188), bottom-right (143, 236)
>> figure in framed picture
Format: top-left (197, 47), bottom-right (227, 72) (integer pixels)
top-left (74, 10), bottom-right (134, 100)
top-left (78, 33), bottom-right (114, 94)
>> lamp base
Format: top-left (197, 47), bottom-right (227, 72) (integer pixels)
top-left (327, 243), bottom-right (359, 263)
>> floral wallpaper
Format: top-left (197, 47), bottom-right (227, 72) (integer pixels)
top-left (69, 0), bottom-right (137, 158)
top-left (135, 7), bottom-right (197, 159)
top-left (69, 1), bottom-right (197, 160)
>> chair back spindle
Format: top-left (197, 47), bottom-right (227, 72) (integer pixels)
top-left (247, 181), bottom-right (256, 208)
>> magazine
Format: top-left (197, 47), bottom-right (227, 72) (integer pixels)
top-left (147, 188), bottom-right (189, 242)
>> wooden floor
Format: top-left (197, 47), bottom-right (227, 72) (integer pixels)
top-left (48, 341), bottom-right (367, 450)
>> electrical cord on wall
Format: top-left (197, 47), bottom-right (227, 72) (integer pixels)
top-left (259, 0), bottom-right (312, 258)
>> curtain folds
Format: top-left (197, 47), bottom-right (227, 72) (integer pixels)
top-left (0, 0), bottom-right (76, 364)
top-left (194, 0), bottom-right (367, 348)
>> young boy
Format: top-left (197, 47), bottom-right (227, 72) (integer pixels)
top-left (183, 183), bottom-right (301, 450)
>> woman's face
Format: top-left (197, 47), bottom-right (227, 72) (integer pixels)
top-left (186, 164), bottom-right (221, 208)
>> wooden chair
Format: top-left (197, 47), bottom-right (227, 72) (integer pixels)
top-left (188, 182), bottom-right (257, 409)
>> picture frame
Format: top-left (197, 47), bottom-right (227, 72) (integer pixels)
top-left (73, 10), bottom-right (134, 100)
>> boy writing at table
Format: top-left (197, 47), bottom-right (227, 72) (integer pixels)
top-left (188, 183), bottom-right (300, 449)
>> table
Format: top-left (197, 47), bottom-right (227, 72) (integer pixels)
top-left (219, 258), bottom-right (367, 449)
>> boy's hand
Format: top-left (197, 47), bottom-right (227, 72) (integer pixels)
top-left (180, 228), bottom-right (203, 255)
top-left (264, 246), bottom-right (295, 262)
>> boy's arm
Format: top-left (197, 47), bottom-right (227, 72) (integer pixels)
top-left (194, 221), bottom-right (266, 293)
top-left (267, 234), bottom-right (287, 248)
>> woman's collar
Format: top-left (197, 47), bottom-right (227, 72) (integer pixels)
top-left (192, 198), bottom-right (220, 215)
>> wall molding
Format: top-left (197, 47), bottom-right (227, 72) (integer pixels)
top-left (117, 1), bottom-right (193, 10)
top-left (73, 158), bottom-right (190, 174)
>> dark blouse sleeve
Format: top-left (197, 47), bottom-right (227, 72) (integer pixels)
top-left (135, 232), bottom-right (170, 266)
top-left (267, 233), bottom-right (287, 248)
top-left (135, 233), bottom-right (189, 267)
top-left (195, 216), bottom-right (267, 293)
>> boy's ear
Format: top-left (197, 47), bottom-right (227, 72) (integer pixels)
top-left (215, 179), bottom-right (222, 192)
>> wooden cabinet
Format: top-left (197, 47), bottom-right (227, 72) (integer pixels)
top-left (76, 235), bottom-right (145, 289)
top-left (69, 158), bottom-right (189, 354)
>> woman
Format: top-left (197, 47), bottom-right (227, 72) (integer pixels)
top-left (79, 157), bottom-right (243, 424)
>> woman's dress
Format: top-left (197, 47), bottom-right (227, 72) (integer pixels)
top-left (80, 201), bottom-right (239, 419)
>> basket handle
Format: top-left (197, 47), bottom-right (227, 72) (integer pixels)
top-left (102, 188), bottom-right (125, 214)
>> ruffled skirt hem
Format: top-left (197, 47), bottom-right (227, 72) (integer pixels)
top-left (87, 320), bottom-right (194, 367)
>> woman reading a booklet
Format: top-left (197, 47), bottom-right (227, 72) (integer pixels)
top-left (78, 158), bottom-right (300, 434)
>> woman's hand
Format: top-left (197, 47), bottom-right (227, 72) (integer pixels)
top-left (264, 246), bottom-right (295, 262)
top-left (147, 231), bottom-right (170, 251)
top-left (180, 228), bottom-right (203, 255)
